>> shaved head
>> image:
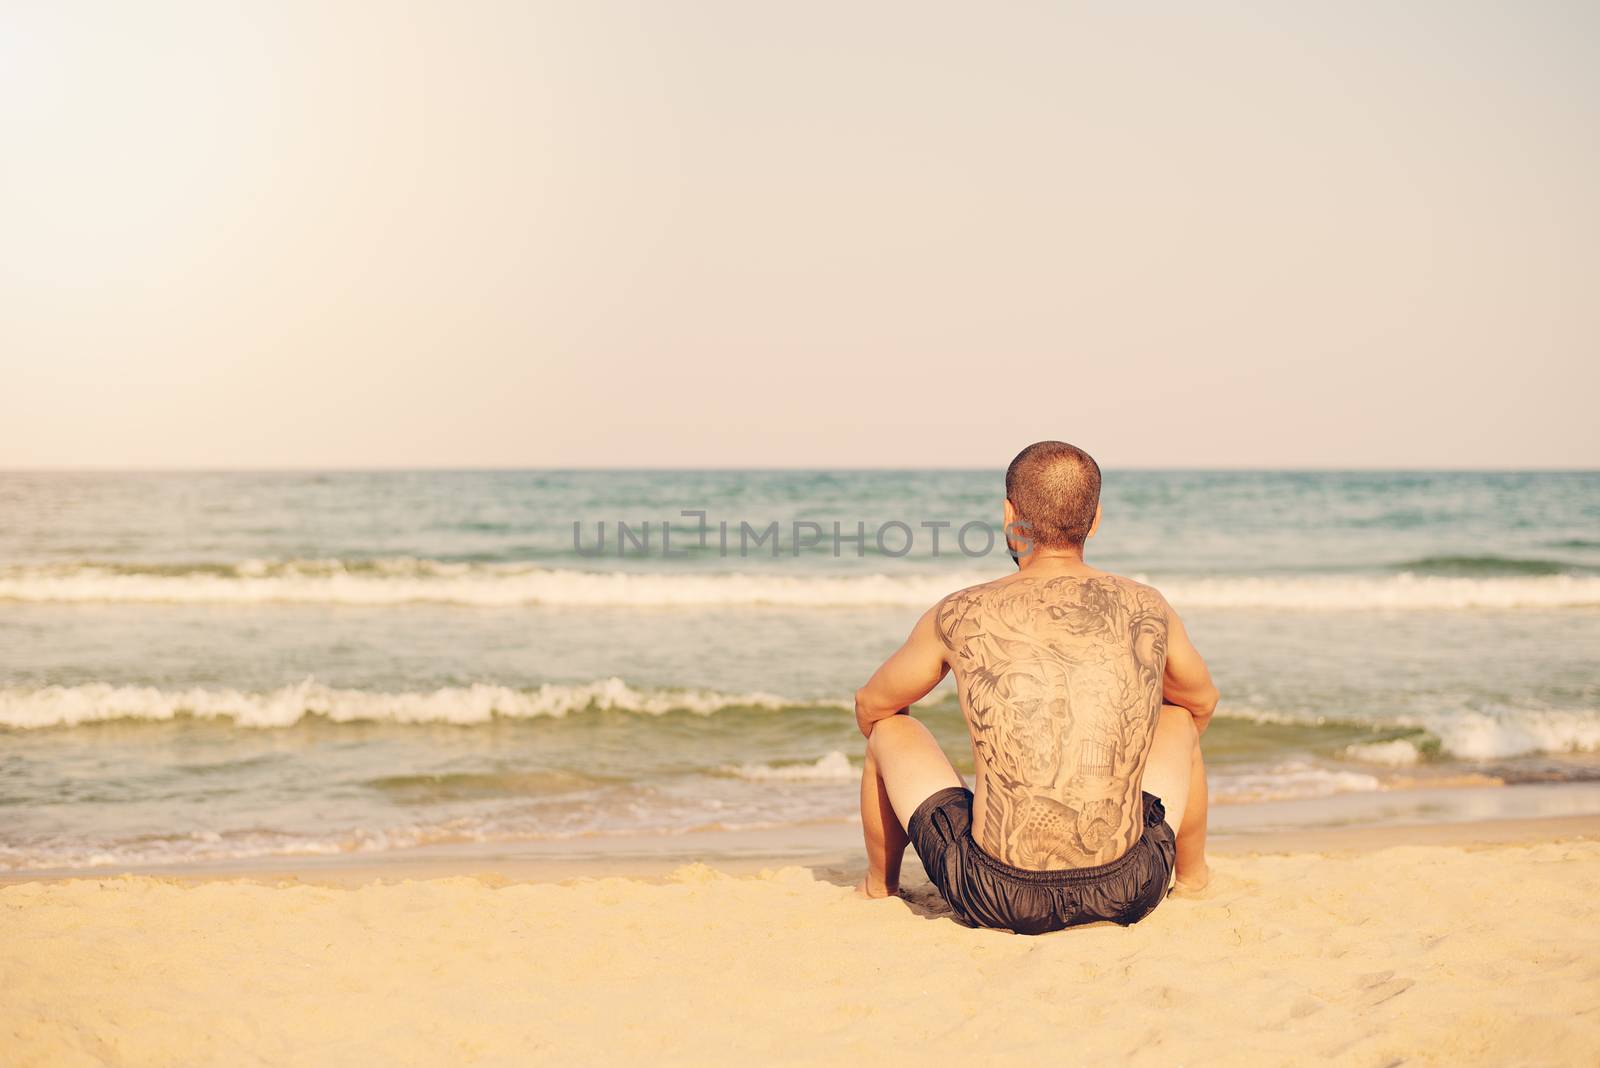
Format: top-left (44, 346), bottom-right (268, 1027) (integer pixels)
top-left (1005, 441), bottom-right (1102, 550)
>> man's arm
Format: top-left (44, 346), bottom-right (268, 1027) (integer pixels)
top-left (1160, 594), bottom-right (1220, 734)
top-left (854, 604), bottom-right (950, 738)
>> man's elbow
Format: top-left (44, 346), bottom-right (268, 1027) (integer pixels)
top-left (1188, 683), bottom-right (1220, 733)
top-left (855, 686), bottom-right (908, 730)
top-left (854, 687), bottom-right (886, 721)
top-left (1168, 681), bottom-right (1219, 722)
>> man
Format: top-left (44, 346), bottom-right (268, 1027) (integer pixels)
top-left (854, 441), bottom-right (1217, 934)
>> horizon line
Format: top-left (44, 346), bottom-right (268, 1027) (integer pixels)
top-left (2, 464), bottom-right (1597, 475)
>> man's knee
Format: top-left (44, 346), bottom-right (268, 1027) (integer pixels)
top-left (866, 712), bottom-right (924, 757)
top-left (866, 714), bottom-right (961, 832)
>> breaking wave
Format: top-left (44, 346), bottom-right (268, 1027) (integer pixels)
top-left (1392, 554), bottom-right (1590, 577)
top-left (5, 680), bottom-right (1597, 763)
top-left (0, 679), bottom-right (848, 730)
top-left (1209, 762), bottom-right (1383, 803)
top-left (1217, 702), bottom-right (1600, 762)
top-left (720, 751), bottom-right (860, 782)
top-left (2, 560), bottom-right (1598, 609)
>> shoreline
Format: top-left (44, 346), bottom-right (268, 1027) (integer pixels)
top-left (7, 781), bottom-right (1599, 888)
top-left (6, 813), bottom-right (1594, 891)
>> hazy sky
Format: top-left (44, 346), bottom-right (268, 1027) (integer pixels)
top-left (2, 1), bottom-right (1596, 468)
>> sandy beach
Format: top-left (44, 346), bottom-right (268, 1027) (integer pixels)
top-left (5, 814), bottom-right (1598, 1067)
top-left (6, 0), bottom-right (1598, 1062)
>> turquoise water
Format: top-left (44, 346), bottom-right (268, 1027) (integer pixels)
top-left (1, 470), bottom-right (1596, 870)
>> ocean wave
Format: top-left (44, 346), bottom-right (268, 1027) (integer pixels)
top-left (1342, 739), bottom-right (1426, 767)
top-left (363, 768), bottom-right (620, 802)
top-left (1210, 762), bottom-right (1383, 803)
top-left (6, 680), bottom-right (1597, 766)
top-left (1219, 703), bottom-right (1600, 761)
top-left (0, 679), bottom-right (848, 730)
top-left (1, 560), bottom-right (1599, 609)
top-left (0, 823), bottom-right (498, 871)
top-left (0, 560), bottom-right (986, 608)
top-left (720, 751), bottom-right (860, 782)
top-left (0, 812), bottom-right (829, 872)
top-left (1392, 554), bottom-right (1589, 577)
top-left (1413, 707), bottom-right (1600, 762)
top-left (1156, 574), bottom-right (1600, 610)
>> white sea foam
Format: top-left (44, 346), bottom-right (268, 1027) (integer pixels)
top-left (0, 805), bottom-right (849, 872)
top-left (0, 561), bottom-right (988, 608)
top-left (1342, 739), bottom-right (1425, 767)
top-left (1156, 573), bottom-right (1600, 610)
top-left (0, 825), bottom-right (471, 872)
top-left (0, 560), bottom-right (1596, 609)
top-left (0, 679), bottom-right (846, 730)
top-left (1211, 762), bottom-right (1385, 802)
top-left (5, 680), bottom-right (1597, 762)
top-left (1412, 707), bottom-right (1600, 761)
top-left (1320, 706), bottom-right (1600, 762)
top-left (0, 816), bottom-right (779, 872)
top-left (721, 751), bottom-right (860, 782)
top-left (1217, 703), bottom-right (1600, 761)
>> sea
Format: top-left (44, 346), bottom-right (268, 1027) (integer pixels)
top-left (2, 469), bottom-right (1597, 873)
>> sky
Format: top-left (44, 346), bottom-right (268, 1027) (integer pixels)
top-left (1, 1), bottom-right (1597, 469)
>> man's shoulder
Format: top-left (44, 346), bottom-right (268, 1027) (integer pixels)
top-left (928, 571), bottom-right (1171, 641)
top-left (935, 571), bottom-right (1166, 605)
top-left (1095, 570), bottom-right (1166, 598)
top-left (1014, 569), bottom-right (1173, 617)
top-left (928, 577), bottom-right (1009, 647)
top-left (1090, 572), bottom-right (1171, 614)
top-left (932, 573), bottom-right (1024, 616)
top-left (938, 574), bottom-right (1011, 604)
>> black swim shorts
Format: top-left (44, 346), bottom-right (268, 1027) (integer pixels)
top-left (907, 786), bottom-right (1176, 935)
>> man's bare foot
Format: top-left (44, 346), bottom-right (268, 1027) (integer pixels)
top-left (855, 875), bottom-right (898, 899)
top-left (1173, 860), bottom-right (1212, 895)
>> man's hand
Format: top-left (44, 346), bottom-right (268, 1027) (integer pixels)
top-left (855, 704), bottom-right (906, 739)
top-left (854, 604), bottom-right (949, 738)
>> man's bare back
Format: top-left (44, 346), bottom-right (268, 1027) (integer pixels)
top-left (934, 570), bottom-right (1168, 868)
top-left (852, 441), bottom-right (1216, 930)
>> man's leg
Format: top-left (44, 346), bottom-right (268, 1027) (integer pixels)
top-left (857, 714), bottom-right (965, 898)
top-left (1139, 703), bottom-right (1211, 891)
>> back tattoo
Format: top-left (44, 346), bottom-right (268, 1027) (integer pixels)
top-left (935, 576), bottom-right (1168, 868)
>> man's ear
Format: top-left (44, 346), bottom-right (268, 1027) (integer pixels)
top-left (1086, 503), bottom-right (1103, 541)
top-left (1003, 498), bottom-right (1025, 568)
